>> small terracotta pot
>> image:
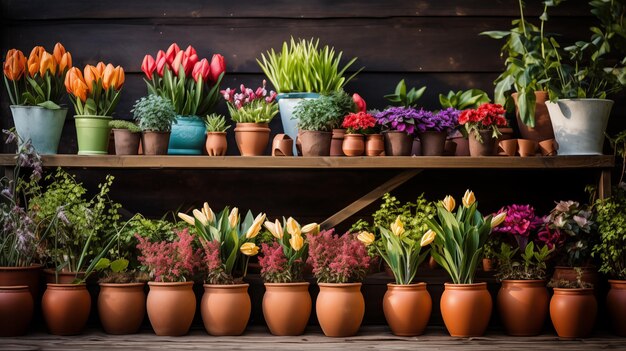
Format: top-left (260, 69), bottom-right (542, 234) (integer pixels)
top-left (43, 268), bottom-right (84, 284)
top-left (365, 134), bottom-right (385, 156)
top-left (342, 134), bottom-right (365, 157)
top-left (383, 283), bottom-right (432, 336)
top-left (384, 131), bottom-right (412, 156)
top-left (518, 139), bottom-right (538, 157)
top-left (550, 288), bottom-right (597, 339)
top-left (482, 258), bottom-right (496, 272)
top-left (146, 281), bottom-right (196, 336)
top-left (298, 130), bottom-right (332, 156)
top-left (98, 283), bottom-right (146, 335)
top-left (538, 138), bottom-right (558, 156)
top-left (0, 286), bottom-right (33, 336)
top-left (141, 131), bottom-right (170, 155)
top-left (428, 256), bottom-right (439, 269)
top-left (498, 139), bottom-right (518, 156)
top-left (449, 133), bottom-right (470, 156)
top-left (411, 138), bottom-right (421, 156)
top-left (42, 283), bottom-right (91, 335)
top-left (498, 127), bottom-right (515, 141)
top-left (202, 284), bottom-right (251, 336)
top-left (607, 280), bottom-right (626, 336)
top-left (262, 282), bottom-right (311, 336)
top-left (440, 282), bottom-right (492, 337)
top-left (330, 129), bottom-right (346, 156)
top-left (497, 280), bottom-right (549, 336)
top-left (0, 264), bottom-right (42, 299)
top-left (512, 91), bottom-right (555, 142)
top-left (271, 134), bottom-right (294, 156)
top-left (419, 131), bottom-right (447, 156)
top-left (316, 283), bottom-right (364, 337)
top-left (444, 140), bottom-right (457, 156)
top-left (551, 266), bottom-right (599, 289)
top-left (468, 130), bottom-right (496, 156)
top-left (205, 132), bottom-right (228, 156)
top-left (112, 129), bottom-right (140, 155)
top-left (234, 123), bottom-right (270, 156)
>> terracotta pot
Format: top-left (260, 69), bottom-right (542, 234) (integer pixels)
top-left (365, 134), bottom-right (385, 156)
top-left (271, 134), bottom-right (294, 156)
top-left (201, 284), bottom-right (251, 336)
top-left (419, 131), bottom-right (447, 156)
top-left (342, 134), bottom-right (365, 157)
top-left (468, 130), bottom-right (496, 156)
top-left (0, 286), bottom-right (33, 336)
top-left (383, 283), bottom-right (432, 336)
top-left (482, 258), bottom-right (496, 272)
top-left (440, 282), bottom-right (492, 337)
top-left (498, 139), bottom-right (518, 156)
top-left (497, 280), bottom-right (549, 336)
top-left (444, 140), bottom-right (457, 156)
top-left (428, 256), bottom-right (439, 269)
top-left (384, 131), bottom-right (412, 156)
top-left (0, 264), bottom-right (42, 299)
top-left (234, 123), bottom-right (270, 156)
top-left (98, 283), bottom-right (146, 335)
top-left (607, 280), bottom-right (626, 336)
top-left (262, 282), bottom-right (311, 336)
top-left (550, 288), bottom-right (597, 339)
top-left (43, 268), bottom-right (84, 284)
top-left (450, 136), bottom-right (470, 156)
top-left (42, 283), bottom-right (91, 335)
top-left (298, 130), bottom-right (332, 156)
top-left (330, 129), bottom-right (346, 156)
top-left (512, 91), bottom-right (555, 142)
top-left (141, 131), bottom-right (170, 155)
top-left (146, 281), bottom-right (195, 336)
top-left (411, 138), bottom-right (421, 156)
top-left (205, 132), bottom-right (228, 156)
top-left (518, 139), bottom-right (538, 157)
top-left (112, 129), bottom-right (140, 155)
top-left (538, 139), bottom-right (558, 156)
top-left (551, 266), bottom-right (600, 289)
top-left (316, 283), bottom-right (365, 337)
top-left (498, 127), bottom-right (515, 140)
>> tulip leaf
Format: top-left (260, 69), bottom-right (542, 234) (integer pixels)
top-left (37, 100), bottom-right (61, 110)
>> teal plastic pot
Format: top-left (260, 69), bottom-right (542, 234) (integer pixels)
top-left (168, 116), bottom-right (206, 155)
top-left (74, 115), bottom-right (112, 155)
top-left (10, 105), bottom-right (68, 154)
top-left (277, 93), bottom-right (320, 155)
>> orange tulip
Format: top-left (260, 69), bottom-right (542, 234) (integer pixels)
top-left (38, 51), bottom-right (56, 76)
top-left (103, 64), bottom-right (124, 90)
top-left (70, 77), bottom-right (88, 102)
top-left (3, 49), bottom-right (26, 81)
top-left (83, 64), bottom-right (101, 93)
top-left (52, 43), bottom-right (66, 66)
top-left (64, 67), bottom-right (83, 93)
top-left (27, 46), bottom-right (45, 77)
top-left (58, 52), bottom-right (72, 73)
top-left (114, 66), bottom-right (125, 90)
top-left (95, 62), bottom-right (106, 75)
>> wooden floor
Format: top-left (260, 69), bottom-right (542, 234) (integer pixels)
top-left (3, 326), bottom-right (626, 351)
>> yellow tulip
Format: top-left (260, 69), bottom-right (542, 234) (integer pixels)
top-left (286, 217), bottom-right (301, 236)
top-left (420, 230), bottom-right (436, 247)
top-left (289, 234), bottom-right (304, 251)
top-left (228, 207), bottom-right (239, 228)
top-left (491, 212), bottom-right (507, 228)
top-left (462, 190), bottom-right (476, 207)
top-left (264, 219), bottom-right (283, 239)
top-left (202, 202), bottom-right (214, 223)
top-left (390, 216), bottom-right (405, 237)
top-left (177, 212), bottom-right (195, 226)
top-left (301, 222), bottom-right (319, 235)
top-left (357, 231), bottom-right (375, 246)
top-left (38, 51), bottom-right (56, 76)
top-left (192, 209), bottom-right (208, 226)
top-left (240, 242), bottom-right (259, 256)
top-left (442, 195), bottom-right (456, 212)
top-left (245, 213), bottom-right (266, 239)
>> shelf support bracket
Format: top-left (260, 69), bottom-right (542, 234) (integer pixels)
top-left (598, 168), bottom-right (612, 200)
top-left (320, 169), bottom-right (422, 230)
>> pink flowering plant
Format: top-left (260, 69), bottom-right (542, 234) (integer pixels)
top-left (135, 229), bottom-right (203, 282)
top-left (307, 229), bottom-right (371, 283)
top-left (222, 80), bottom-right (279, 123)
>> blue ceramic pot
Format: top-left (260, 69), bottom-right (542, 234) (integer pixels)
top-left (168, 116), bottom-right (206, 155)
top-left (10, 105), bottom-right (68, 154)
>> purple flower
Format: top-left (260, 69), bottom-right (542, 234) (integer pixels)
top-left (414, 107), bottom-right (460, 133)
top-left (374, 107), bottom-right (419, 135)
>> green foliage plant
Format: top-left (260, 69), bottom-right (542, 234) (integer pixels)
top-left (495, 242), bottom-right (553, 281)
top-left (204, 113), bottom-right (231, 133)
top-left (293, 90), bottom-right (354, 131)
top-left (592, 184), bottom-right (626, 279)
top-left (384, 79), bottom-right (426, 108)
top-left (132, 95), bottom-right (177, 132)
top-left (439, 89), bottom-right (491, 110)
top-left (109, 120), bottom-right (141, 133)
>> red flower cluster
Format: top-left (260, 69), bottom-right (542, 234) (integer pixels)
top-left (458, 103), bottom-right (507, 127)
top-left (141, 43), bottom-right (226, 83)
top-left (341, 112), bottom-right (376, 134)
top-left (307, 229), bottom-right (371, 283)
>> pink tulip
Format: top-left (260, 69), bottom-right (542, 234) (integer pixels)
top-left (141, 55), bottom-right (156, 80)
top-left (353, 93), bottom-right (366, 113)
top-left (208, 54), bottom-right (226, 82)
top-left (192, 58), bottom-right (210, 82)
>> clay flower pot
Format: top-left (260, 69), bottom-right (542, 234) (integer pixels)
top-left (146, 281), bottom-right (196, 336)
top-left (538, 138), bottom-right (558, 156)
top-left (342, 134), bottom-right (365, 157)
top-left (42, 283), bottom-right (91, 335)
top-left (98, 283), bottom-right (146, 335)
top-left (43, 268), bottom-right (84, 284)
top-left (517, 139), bottom-right (538, 157)
top-left (419, 131), bottom-right (447, 156)
top-left (440, 282), bottom-right (492, 337)
top-left (234, 123), bottom-right (270, 156)
top-left (316, 283), bottom-right (365, 337)
top-left (262, 282), bottom-right (311, 336)
top-left (330, 128), bottom-right (346, 156)
top-left (0, 264), bottom-right (42, 299)
top-left (551, 266), bottom-right (599, 289)
top-left (550, 288), bottom-right (597, 339)
top-left (383, 131), bottom-right (412, 156)
top-left (201, 284), bottom-right (251, 336)
top-left (497, 280), bottom-right (549, 336)
top-left (512, 91), bottom-right (555, 142)
top-left (468, 130), bottom-right (497, 157)
top-left (607, 280), bottom-right (626, 336)
top-left (205, 132), bottom-right (228, 156)
top-left (498, 139), bottom-right (518, 156)
top-left (141, 131), bottom-right (170, 155)
top-left (272, 134), bottom-right (294, 156)
top-left (444, 140), bottom-right (457, 156)
top-left (365, 134), bottom-right (385, 156)
top-left (383, 283), bottom-right (432, 336)
top-left (482, 258), bottom-right (496, 272)
top-left (112, 129), bottom-right (140, 155)
top-left (298, 130), bottom-right (332, 156)
top-left (0, 286), bottom-right (33, 336)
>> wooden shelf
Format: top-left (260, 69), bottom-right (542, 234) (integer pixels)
top-left (0, 154), bottom-right (615, 169)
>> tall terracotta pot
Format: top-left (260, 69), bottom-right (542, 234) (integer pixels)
top-left (512, 91), bottom-right (555, 142)
top-left (298, 130), bottom-right (332, 156)
top-left (342, 134), bottom-right (365, 157)
top-left (419, 131), bottom-right (447, 156)
top-left (0, 264), bottom-right (42, 299)
top-left (146, 281), bottom-right (195, 336)
top-left (383, 131), bottom-right (412, 156)
top-left (550, 288), bottom-right (597, 339)
top-left (383, 283), bottom-right (432, 336)
top-left (42, 283), bottom-right (91, 335)
top-left (468, 130), bottom-right (496, 156)
top-left (201, 284), bottom-right (251, 336)
top-left (98, 283), bottom-right (146, 335)
top-left (0, 286), bottom-right (33, 336)
top-left (234, 123), bottom-right (270, 156)
top-left (497, 280), bottom-right (549, 336)
top-left (330, 128), bottom-right (346, 156)
top-left (206, 132), bottom-right (228, 156)
top-left (440, 282), bottom-right (492, 337)
top-left (607, 280), bottom-right (626, 336)
top-left (262, 282), bottom-right (311, 336)
top-left (365, 134), bottom-right (385, 156)
top-left (316, 283), bottom-right (364, 337)
top-left (141, 131), bottom-right (170, 155)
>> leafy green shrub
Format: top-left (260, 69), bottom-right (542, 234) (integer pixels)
top-left (109, 120), bottom-right (141, 133)
top-left (592, 185), bottom-right (626, 279)
top-left (132, 95), bottom-right (177, 132)
top-left (384, 79), bottom-right (426, 108)
top-left (204, 113), bottom-right (231, 133)
top-left (439, 89), bottom-right (491, 110)
top-left (293, 90), bottom-right (354, 131)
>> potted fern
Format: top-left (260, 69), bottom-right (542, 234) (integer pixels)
top-left (109, 120), bottom-right (140, 155)
top-left (204, 113), bottom-right (230, 156)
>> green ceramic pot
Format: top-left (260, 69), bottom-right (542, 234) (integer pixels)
top-left (74, 115), bottom-right (112, 155)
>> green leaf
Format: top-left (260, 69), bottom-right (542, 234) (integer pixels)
top-left (110, 258), bottom-right (129, 273)
top-left (37, 100), bottom-right (61, 110)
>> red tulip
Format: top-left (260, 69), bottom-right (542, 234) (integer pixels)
top-left (353, 93), bottom-right (366, 113)
top-left (192, 58), bottom-right (210, 83)
top-left (165, 43), bottom-right (180, 65)
top-left (182, 51), bottom-right (198, 77)
top-left (171, 51), bottom-right (184, 76)
top-left (141, 54), bottom-right (156, 79)
top-left (155, 50), bottom-right (167, 76)
top-left (208, 54), bottom-right (225, 82)
top-left (184, 45), bottom-right (196, 58)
